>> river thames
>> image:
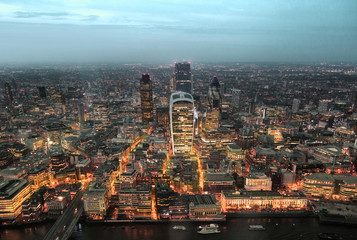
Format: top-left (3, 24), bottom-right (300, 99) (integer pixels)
top-left (1, 217), bottom-right (357, 240)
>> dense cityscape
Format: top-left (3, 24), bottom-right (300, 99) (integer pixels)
top-left (0, 61), bottom-right (356, 239)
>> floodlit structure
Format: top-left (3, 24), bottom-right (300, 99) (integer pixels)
top-left (170, 92), bottom-right (194, 155)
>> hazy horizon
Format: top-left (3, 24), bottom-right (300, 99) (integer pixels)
top-left (0, 0), bottom-right (356, 64)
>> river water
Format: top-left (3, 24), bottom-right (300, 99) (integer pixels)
top-left (1, 217), bottom-right (356, 240)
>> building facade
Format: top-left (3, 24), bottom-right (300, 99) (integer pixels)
top-left (140, 73), bottom-right (154, 124)
top-left (170, 92), bottom-right (194, 155)
top-left (175, 62), bottom-right (192, 94)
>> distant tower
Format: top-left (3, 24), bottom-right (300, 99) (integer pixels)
top-left (38, 87), bottom-right (47, 98)
top-left (232, 88), bottom-right (242, 111)
top-left (208, 76), bottom-right (222, 110)
top-left (78, 103), bottom-right (85, 124)
top-left (292, 98), bottom-right (301, 113)
top-left (175, 62), bottom-right (193, 94)
top-left (170, 92), bottom-right (194, 155)
top-left (140, 73), bottom-right (154, 124)
top-left (4, 82), bottom-right (13, 106)
top-left (206, 76), bottom-right (222, 131)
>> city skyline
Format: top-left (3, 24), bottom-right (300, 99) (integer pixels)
top-left (0, 0), bottom-right (356, 63)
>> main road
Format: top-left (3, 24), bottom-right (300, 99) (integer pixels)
top-left (43, 190), bottom-right (84, 240)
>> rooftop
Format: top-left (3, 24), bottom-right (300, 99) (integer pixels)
top-left (305, 173), bottom-right (335, 183)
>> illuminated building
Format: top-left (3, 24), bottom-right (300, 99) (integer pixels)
top-left (156, 106), bottom-right (170, 128)
top-left (170, 92), bottom-right (194, 155)
top-left (226, 145), bottom-right (245, 160)
top-left (302, 173), bottom-right (335, 198)
top-left (267, 128), bottom-right (284, 144)
top-left (140, 73), bottom-right (154, 124)
top-left (118, 184), bottom-right (152, 215)
top-left (204, 172), bottom-right (235, 193)
top-left (313, 145), bottom-right (346, 164)
top-left (50, 154), bottom-right (68, 173)
top-left (340, 176), bottom-right (357, 201)
top-left (175, 62), bottom-right (192, 94)
top-left (118, 169), bottom-right (137, 190)
top-left (155, 181), bottom-right (178, 218)
top-left (0, 166), bottom-right (27, 180)
top-left (46, 194), bottom-right (69, 215)
top-left (0, 178), bottom-right (32, 220)
top-left (245, 173), bottom-right (272, 191)
top-left (221, 190), bottom-right (308, 212)
top-left (92, 101), bottom-right (110, 130)
top-left (186, 194), bottom-right (222, 220)
top-left (83, 181), bottom-right (108, 218)
top-left (246, 146), bottom-right (277, 168)
top-left (28, 166), bottom-right (50, 189)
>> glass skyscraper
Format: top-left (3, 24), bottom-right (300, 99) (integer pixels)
top-left (175, 62), bottom-right (193, 94)
top-left (140, 73), bottom-right (154, 124)
top-left (170, 92), bottom-right (194, 155)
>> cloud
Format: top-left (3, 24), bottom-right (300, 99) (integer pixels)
top-left (14, 11), bottom-right (70, 18)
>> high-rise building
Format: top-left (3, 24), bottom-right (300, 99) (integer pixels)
top-left (4, 83), bottom-right (13, 106)
top-left (140, 73), bottom-right (154, 124)
top-left (208, 76), bottom-right (222, 110)
top-left (292, 98), bottom-right (300, 113)
top-left (175, 62), bottom-right (193, 94)
top-left (38, 87), bottom-right (47, 99)
top-left (231, 88), bottom-right (242, 111)
top-left (170, 92), bottom-right (194, 155)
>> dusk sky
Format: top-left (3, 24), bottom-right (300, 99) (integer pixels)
top-left (0, 0), bottom-right (356, 63)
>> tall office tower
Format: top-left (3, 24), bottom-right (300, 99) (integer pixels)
top-left (170, 92), bottom-right (194, 155)
top-left (175, 62), bottom-right (193, 94)
top-left (78, 103), bottom-right (85, 124)
top-left (231, 88), bottom-right (242, 111)
top-left (248, 99), bottom-right (255, 114)
top-left (38, 87), bottom-right (47, 99)
top-left (208, 76), bottom-right (222, 110)
top-left (292, 98), bottom-right (301, 113)
top-left (140, 73), bottom-right (154, 124)
top-left (4, 83), bottom-right (13, 106)
top-left (206, 76), bottom-right (222, 131)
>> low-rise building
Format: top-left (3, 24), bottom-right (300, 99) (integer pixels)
top-left (221, 190), bottom-right (308, 212)
top-left (186, 194), bottom-right (222, 220)
top-left (0, 178), bottom-right (32, 220)
top-left (302, 173), bottom-right (335, 198)
top-left (245, 173), bottom-right (272, 191)
top-left (83, 181), bottom-right (108, 219)
top-left (118, 184), bottom-right (151, 215)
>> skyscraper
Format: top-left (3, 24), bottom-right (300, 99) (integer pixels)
top-left (4, 83), bottom-right (13, 106)
top-left (232, 88), bottom-right (242, 111)
top-left (206, 76), bottom-right (222, 131)
top-left (208, 76), bottom-right (222, 110)
top-left (175, 62), bottom-right (193, 94)
top-left (140, 73), bottom-right (154, 124)
top-left (170, 92), bottom-right (194, 155)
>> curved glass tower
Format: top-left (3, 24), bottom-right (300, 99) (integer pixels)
top-left (170, 92), bottom-right (194, 155)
